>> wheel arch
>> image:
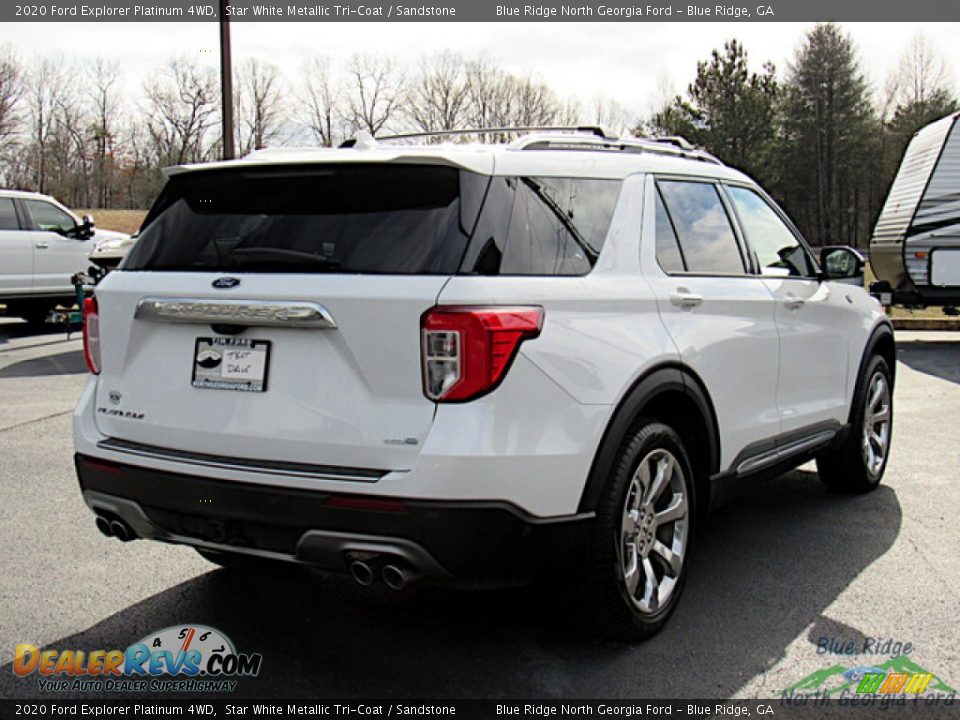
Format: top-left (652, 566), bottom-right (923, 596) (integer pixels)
top-left (864, 322), bottom-right (896, 384)
top-left (577, 363), bottom-right (720, 515)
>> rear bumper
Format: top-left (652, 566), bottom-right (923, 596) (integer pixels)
top-left (75, 454), bottom-right (594, 582)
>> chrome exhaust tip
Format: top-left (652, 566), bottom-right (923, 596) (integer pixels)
top-left (109, 520), bottom-right (134, 542)
top-left (95, 516), bottom-right (113, 537)
top-left (382, 563), bottom-right (419, 591)
top-left (349, 560), bottom-right (376, 586)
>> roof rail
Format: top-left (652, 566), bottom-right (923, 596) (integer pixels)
top-left (339, 126), bottom-right (614, 147)
top-left (516, 134), bottom-right (722, 164)
top-left (335, 126), bottom-right (720, 164)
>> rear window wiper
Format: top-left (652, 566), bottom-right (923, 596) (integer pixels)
top-left (229, 247), bottom-right (342, 269)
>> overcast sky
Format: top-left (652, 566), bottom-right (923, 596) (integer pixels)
top-left (3, 21), bottom-right (959, 120)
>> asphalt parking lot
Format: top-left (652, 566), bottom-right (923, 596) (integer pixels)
top-left (1, 318), bottom-right (958, 700)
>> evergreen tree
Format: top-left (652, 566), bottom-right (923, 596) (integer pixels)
top-left (776, 23), bottom-right (878, 247)
top-left (651, 39), bottom-right (779, 185)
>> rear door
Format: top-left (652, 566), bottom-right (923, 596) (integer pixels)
top-left (642, 176), bottom-right (782, 468)
top-left (723, 184), bottom-right (849, 433)
top-left (20, 197), bottom-right (91, 294)
top-left (0, 197), bottom-right (31, 293)
top-left (93, 163), bottom-right (489, 473)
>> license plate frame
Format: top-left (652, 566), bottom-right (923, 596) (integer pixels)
top-left (192, 336), bottom-right (271, 392)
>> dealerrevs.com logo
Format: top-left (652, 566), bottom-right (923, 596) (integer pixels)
top-left (13, 624), bottom-right (262, 693)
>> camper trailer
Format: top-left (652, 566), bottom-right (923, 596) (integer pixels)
top-left (871, 110), bottom-right (960, 311)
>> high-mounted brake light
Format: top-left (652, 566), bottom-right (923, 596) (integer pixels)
top-left (82, 296), bottom-right (101, 375)
top-left (421, 306), bottom-right (544, 402)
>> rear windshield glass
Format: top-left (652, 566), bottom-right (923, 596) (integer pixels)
top-left (123, 165), bottom-right (480, 274)
top-left (124, 165), bottom-right (622, 276)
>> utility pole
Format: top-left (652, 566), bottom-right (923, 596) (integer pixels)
top-left (219, 0), bottom-right (235, 160)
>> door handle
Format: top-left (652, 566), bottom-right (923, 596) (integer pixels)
top-left (35, 241), bottom-right (49, 249)
top-left (669, 289), bottom-right (703, 310)
top-left (784, 293), bottom-right (805, 310)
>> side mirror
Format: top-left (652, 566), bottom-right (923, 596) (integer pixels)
top-left (71, 215), bottom-right (95, 240)
top-left (820, 245), bottom-right (865, 285)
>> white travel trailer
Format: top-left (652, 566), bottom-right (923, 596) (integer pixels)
top-left (871, 111), bottom-right (960, 310)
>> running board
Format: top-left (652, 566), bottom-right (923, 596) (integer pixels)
top-left (735, 429), bottom-right (838, 476)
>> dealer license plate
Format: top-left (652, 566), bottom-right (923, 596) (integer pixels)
top-left (192, 337), bottom-right (271, 392)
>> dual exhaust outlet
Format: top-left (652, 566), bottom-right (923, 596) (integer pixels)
top-left (93, 513), bottom-right (420, 590)
top-left (94, 514), bottom-right (136, 542)
top-left (348, 556), bottom-right (420, 591)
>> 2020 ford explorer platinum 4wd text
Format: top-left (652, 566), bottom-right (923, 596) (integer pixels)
top-left (73, 129), bottom-right (895, 640)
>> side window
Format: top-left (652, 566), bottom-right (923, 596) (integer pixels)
top-left (654, 189), bottom-right (685, 273)
top-left (23, 199), bottom-right (75, 234)
top-left (727, 186), bottom-right (814, 278)
top-left (0, 198), bottom-right (19, 230)
top-left (465, 176), bottom-right (620, 276)
top-left (657, 180), bottom-right (745, 274)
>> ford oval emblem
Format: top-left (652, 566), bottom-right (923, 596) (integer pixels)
top-left (212, 277), bottom-right (241, 289)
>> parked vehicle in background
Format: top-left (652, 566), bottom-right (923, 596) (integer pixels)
top-left (89, 232), bottom-right (138, 282)
top-left (0, 189), bottom-right (130, 323)
top-left (871, 110), bottom-right (960, 313)
top-left (74, 128), bottom-right (895, 640)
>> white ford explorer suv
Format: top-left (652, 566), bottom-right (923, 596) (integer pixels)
top-left (73, 129), bottom-right (895, 639)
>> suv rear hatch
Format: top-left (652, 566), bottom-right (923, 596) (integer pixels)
top-left (92, 162), bottom-right (489, 474)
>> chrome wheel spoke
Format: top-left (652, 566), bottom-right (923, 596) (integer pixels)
top-left (861, 372), bottom-right (891, 474)
top-left (644, 455), bottom-right (672, 506)
top-left (652, 540), bottom-right (682, 576)
top-left (869, 380), bottom-right (884, 412)
top-left (655, 493), bottom-right (686, 526)
top-left (640, 557), bottom-right (659, 613)
top-left (623, 546), bottom-right (640, 596)
top-left (631, 464), bottom-right (650, 511)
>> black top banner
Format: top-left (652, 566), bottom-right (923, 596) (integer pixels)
top-left (1, 699), bottom-right (960, 719)
top-left (4, 0), bottom-right (960, 22)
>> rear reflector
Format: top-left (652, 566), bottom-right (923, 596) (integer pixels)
top-left (421, 306), bottom-right (543, 402)
top-left (82, 296), bottom-right (101, 375)
top-left (81, 457), bottom-right (123, 475)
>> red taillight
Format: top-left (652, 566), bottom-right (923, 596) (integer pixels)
top-left (421, 306), bottom-right (544, 402)
top-left (82, 296), bottom-right (101, 375)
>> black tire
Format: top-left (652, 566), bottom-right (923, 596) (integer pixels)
top-left (817, 355), bottom-right (893, 493)
top-left (576, 420), bottom-right (697, 641)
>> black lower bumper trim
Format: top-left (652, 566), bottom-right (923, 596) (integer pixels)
top-left (75, 454), bottom-right (594, 580)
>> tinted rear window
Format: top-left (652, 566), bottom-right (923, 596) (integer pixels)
top-left (462, 176), bottom-right (621, 276)
top-left (124, 165), bottom-right (481, 274)
top-left (124, 165), bottom-right (622, 277)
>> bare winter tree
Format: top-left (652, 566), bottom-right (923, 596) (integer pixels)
top-left (592, 96), bottom-right (634, 135)
top-left (0, 45), bottom-right (22, 145)
top-left (25, 57), bottom-right (69, 193)
top-left (347, 54), bottom-right (405, 136)
top-left (52, 79), bottom-right (92, 206)
top-left (300, 57), bottom-right (345, 147)
top-left (891, 35), bottom-right (954, 108)
top-left (507, 75), bottom-right (560, 127)
top-left (87, 57), bottom-right (122, 207)
top-left (235, 58), bottom-right (285, 155)
top-left (143, 58), bottom-right (219, 166)
top-left (406, 51), bottom-right (470, 134)
top-left (464, 57), bottom-right (562, 138)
